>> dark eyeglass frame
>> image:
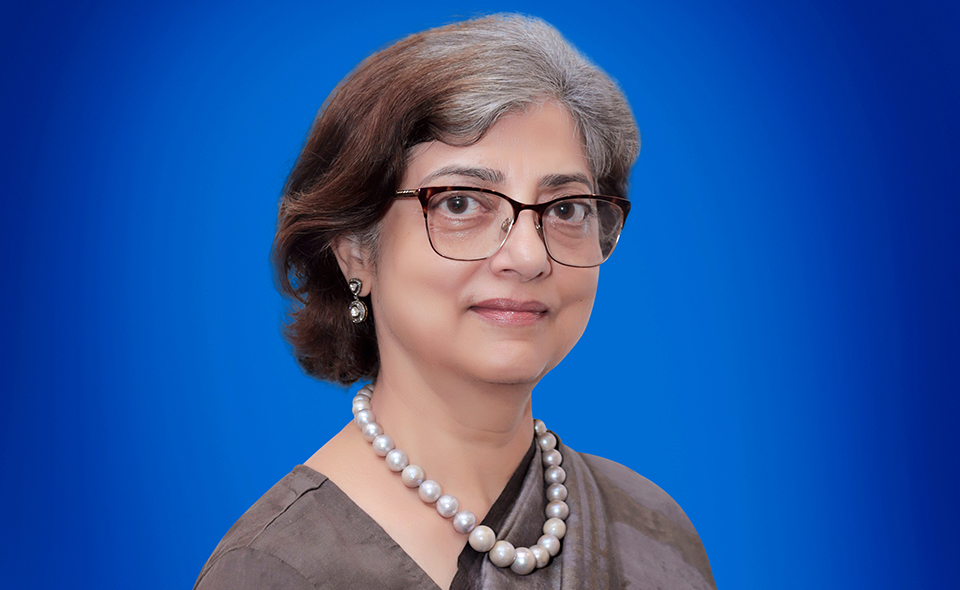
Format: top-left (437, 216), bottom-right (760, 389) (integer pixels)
top-left (394, 186), bottom-right (631, 268)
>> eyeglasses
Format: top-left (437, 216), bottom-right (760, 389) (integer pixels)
top-left (394, 186), bottom-right (630, 268)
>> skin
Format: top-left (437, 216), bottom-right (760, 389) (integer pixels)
top-left (306, 101), bottom-right (599, 589)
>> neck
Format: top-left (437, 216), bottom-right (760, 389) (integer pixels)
top-left (369, 364), bottom-right (536, 513)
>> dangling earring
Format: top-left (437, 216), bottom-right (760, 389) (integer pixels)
top-left (348, 278), bottom-right (367, 323)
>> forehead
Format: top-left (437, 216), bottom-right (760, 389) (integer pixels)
top-left (401, 102), bottom-right (592, 189)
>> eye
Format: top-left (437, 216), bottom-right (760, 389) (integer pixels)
top-left (429, 190), bottom-right (497, 217)
top-left (441, 195), bottom-right (474, 215)
top-left (546, 199), bottom-right (592, 223)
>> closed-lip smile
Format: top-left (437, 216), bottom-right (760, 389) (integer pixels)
top-left (470, 298), bottom-right (549, 325)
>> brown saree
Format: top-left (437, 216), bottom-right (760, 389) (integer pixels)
top-left (195, 439), bottom-right (716, 589)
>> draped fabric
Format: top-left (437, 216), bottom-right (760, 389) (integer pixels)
top-left (194, 439), bottom-right (716, 590)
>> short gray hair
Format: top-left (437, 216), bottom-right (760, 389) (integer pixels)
top-left (400, 14), bottom-right (639, 195)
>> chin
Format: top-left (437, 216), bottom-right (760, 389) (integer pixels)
top-left (465, 346), bottom-right (560, 386)
top-left (479, 367), bottom-right (545, 386)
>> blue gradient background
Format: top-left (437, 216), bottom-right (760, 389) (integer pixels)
top-left (2, 1), bottom-right (958, 588)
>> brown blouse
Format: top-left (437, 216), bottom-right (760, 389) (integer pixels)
top-left (194, 440), bottom-right (716, 589)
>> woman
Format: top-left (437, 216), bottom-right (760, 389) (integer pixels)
top-left (195, 14), bottom-right (715, 590)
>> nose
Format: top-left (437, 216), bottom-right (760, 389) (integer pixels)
top-left (488, 210), bottom-right (551, 280)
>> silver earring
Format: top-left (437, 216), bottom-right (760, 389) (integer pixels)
top-left (348, 278), bottom-right (367, 323)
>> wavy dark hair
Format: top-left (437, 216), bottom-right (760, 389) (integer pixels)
top-left (272, 14), bottom-right (639, 385)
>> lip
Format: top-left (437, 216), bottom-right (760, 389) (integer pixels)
top-left (469, 298), bottom-right (549, 326)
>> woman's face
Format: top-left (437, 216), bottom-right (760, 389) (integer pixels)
top-left (370, 101), bottom-right (599, 386)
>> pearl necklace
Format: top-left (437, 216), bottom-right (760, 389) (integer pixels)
top-left (351, 384), bottom-right (569, 575)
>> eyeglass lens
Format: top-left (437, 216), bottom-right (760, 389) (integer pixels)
top-left (424, 189), bottom-right (624, 267)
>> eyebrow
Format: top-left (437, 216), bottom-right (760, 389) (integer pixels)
top-left (421, 165), bottom-right (504, 185)
top-left (539, 173), bottom-right (594, 191)
top-left (421, 167), bottom-right (594, 192)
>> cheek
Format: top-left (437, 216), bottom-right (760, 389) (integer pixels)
top-left (371, 216), bottom-right (471, 343)
top-left (560, 270), bottom-right (599, 335)
top-left (564, 269), bottom-right (599, 308)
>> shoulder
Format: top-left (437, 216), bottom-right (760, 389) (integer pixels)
top-left (195, 546), bottom-right (315, 590)
top-left (565, 448), bottom-right (717, 589)
top-left (194, 466), bottom-right (330, 590)
top-left (577, 452), bottom-right (700, 536)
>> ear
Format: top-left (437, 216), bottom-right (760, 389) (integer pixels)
top-left (332, 235), bottom-right (375, 296)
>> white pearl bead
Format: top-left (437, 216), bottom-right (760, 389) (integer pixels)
top-left (538, 533), bottom-right (560, 556)
top-left (541, 449), bottom-right (562, 467)
top-left (436, 494), bottom-right (459, 518)
top-left (468, 525), bottom-right (495, 551)
top-left (355, 409), bottom-right (375, 427)
top-left (351, 398), bottom-right (371, 416)
top-left (385, 449), bottom-right (408, 472)
top-left (546, 483), bottom-right (567, 502)
top-left (546, 500), bottom-right (569, 520)
top-left (372, 435), bottom-right (394, 456)
top-left (543, 518), bottom-right (566, 539)
top-left (510, 547), bottom-right (536, 575)
top-left (418, 480), bottom-right (442, 503)
top-left (544, 466), bottom-right (566, 485)
top-left (530, 544), bottom-right (550, 568)
top-left (453, 511), bottom-right (477, 534)
top-left (534, 419), bottom-right (547, 436)
top-left (350, 396), bottom-right (571, 573)
top-left (489, 541), bottom-right (515, 568)
top-left (361, 422), bottom-right (383, 442)
top-left (537, 432), bottom-right (557, 452)
top-left (401, 464), bottom-right (424, 487)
